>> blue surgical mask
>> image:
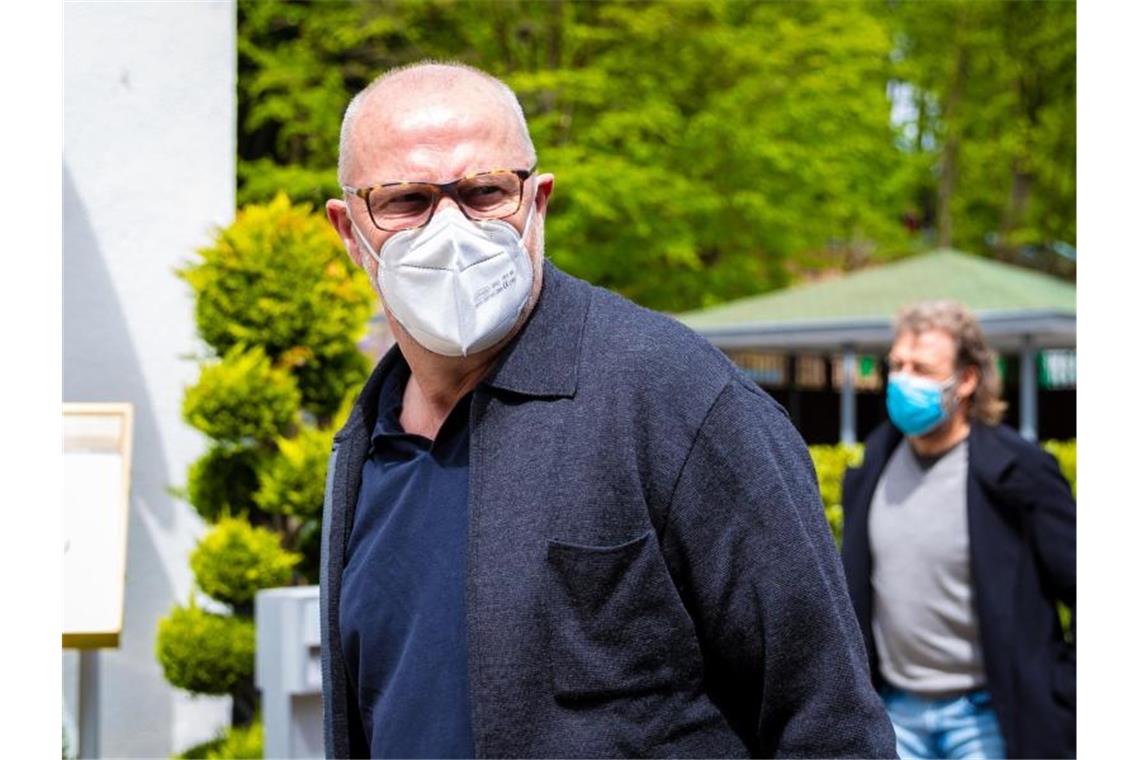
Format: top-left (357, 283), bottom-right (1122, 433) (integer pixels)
top-left (886, 372), bottom-right (958, 437)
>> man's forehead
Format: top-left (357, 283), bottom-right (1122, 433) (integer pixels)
top-left (346, 86), bottom-right (525, 182)
top-left (891, 328), bottom-right (955, 358)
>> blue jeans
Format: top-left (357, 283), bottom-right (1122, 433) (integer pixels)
top-left (880, 685), bottom-right (1007, 759)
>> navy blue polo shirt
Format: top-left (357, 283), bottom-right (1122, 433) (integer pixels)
top-left (339, 354), bottom-right (476, 758)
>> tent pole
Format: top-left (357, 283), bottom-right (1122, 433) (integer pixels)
top-left (1019, 336), bottom-right (1038, 441)
top-left (841, 345), bottom-right (856, 445)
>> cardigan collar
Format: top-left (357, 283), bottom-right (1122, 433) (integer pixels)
top-left (480, 260), bottom-right (588, 399)
top-left (337, 259), bottom-right (589, 441)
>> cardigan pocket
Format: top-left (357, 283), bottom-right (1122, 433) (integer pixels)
top-left (544, 530), bottom-right (701, 702)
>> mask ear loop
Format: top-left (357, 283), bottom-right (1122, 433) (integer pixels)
top-left (519, 200), bottom-right (536, 242)
top-left (941, 370), bottom-right (963, 417)
top-left (346, 214), bottom-right (396, 300)
top-left (348, 215), bottom-right (383, 268)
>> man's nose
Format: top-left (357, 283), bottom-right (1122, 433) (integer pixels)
top-left (435, 187), bottom-right (466, 215)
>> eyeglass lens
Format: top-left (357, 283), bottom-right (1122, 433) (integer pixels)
top-left (369, 172), bottom-right (523, 230)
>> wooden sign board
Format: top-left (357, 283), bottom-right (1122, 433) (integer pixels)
top-left (63, 403), bottom-right (134, 649)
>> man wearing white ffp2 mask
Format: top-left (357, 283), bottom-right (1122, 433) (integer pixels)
top-left (349, 203), bottom-right (535, 358)
top-left (321, 62), bottom-right (897, 760)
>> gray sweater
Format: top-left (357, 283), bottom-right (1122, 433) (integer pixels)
top-left (320, 262), bottom-right (897, 758)
top-left (869, 440), bottom-right (986, 696)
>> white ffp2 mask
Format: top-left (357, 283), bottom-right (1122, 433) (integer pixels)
top-left (351, 205), bottom-right (535, 357)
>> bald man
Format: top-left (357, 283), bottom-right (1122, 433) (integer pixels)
top-left (320, 61), bottom-right (897, 759)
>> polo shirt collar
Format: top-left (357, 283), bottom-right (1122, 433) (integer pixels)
top-left (370, 352), bottom-right (411, 446)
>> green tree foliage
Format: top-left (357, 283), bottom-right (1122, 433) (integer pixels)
top-left (155, 599), bottom-right (256, 695)
top-left (179, 193), bottom-right (374, 419)
top-left (526, 1), bottom-right (909, 309)
top-left (190, 518), bottom-right (301, 608)
top-left (183, 346), bottom-right (301, 442)
top-left (160, 194), bottom-right (374, 738)
top-left (255, 424), bottom-right (336, 519)
top-left (177, 716), bottom-right (264, 760)
top-left (205, 720), bottom-right (263, 760)
top-left (237, 0), bottom-right (1074, 312)
top-left (185, 445), bottom-right (264, 524)
top-left (883, 1), bottom-right (1076, 273)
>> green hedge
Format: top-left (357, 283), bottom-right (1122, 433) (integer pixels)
top-left (1042, 439), bottom-right (1077, 496)
top-left (808, 443), bottom-right (863, 546)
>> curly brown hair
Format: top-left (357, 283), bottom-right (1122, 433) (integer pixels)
top-left (893, 299), bottom-right (1007, 425)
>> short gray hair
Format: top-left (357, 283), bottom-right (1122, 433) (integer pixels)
top-left (893, 299), bottom-right (1008, 425)
top-left (336, 60), bottom-right (536, 184)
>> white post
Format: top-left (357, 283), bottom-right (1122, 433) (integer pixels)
top-left (840, 346), bottom-right (857, 445)
top-left (1020, 336), bottom-right (1038, 441)
top-left (256, 587), bottom-right (324, 759)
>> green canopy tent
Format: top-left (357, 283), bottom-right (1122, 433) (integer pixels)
top-left (677, 250), bottom-right (1076, 443)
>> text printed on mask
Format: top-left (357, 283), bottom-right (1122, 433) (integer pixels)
top-left (473, 269), bottom-right (517, 310)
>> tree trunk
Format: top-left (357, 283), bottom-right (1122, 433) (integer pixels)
top-left (997, 163), bottom-right (1033, 257)
top-left (997, 21), bottom-right (1042, 259)
top-left (493, 6), bottom-right (514, 72)
top-left (547, 0), bottom-right (563, 70)
top-left (231, 674), bottom-right (259, 728)
top-left (937, 45), bottom-right (967, 248)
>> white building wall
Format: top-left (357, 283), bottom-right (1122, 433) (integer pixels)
top-left (63, 2), bottom-right (236, 756)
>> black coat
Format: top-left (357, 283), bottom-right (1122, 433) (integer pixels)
top-left (841, 421), bottom-right (1076, 758)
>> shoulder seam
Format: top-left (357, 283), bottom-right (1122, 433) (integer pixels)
top-left (732, 373), bottom-right (791, 418)
top-left (660, 375), bottom-right (736, 533)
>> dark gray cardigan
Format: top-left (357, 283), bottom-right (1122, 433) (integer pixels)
top-left (320, 262), bottom-right (897, 758)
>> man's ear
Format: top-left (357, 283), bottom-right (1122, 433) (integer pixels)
top-left (533, 172), bottom-right (555, 216)
top-left (326, 198), bottom-right (365, 268)
top-left (958, 365), bottom-right (980, 402)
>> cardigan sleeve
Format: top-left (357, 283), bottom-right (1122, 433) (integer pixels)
top-left (659, 378), bottom-right (898, 758)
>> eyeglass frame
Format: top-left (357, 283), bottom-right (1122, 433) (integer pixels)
top-left (342, 166), bottom-right (537, 232)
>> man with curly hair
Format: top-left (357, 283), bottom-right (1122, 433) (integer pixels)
top-left (841, 300), bottom-right (1076, 759)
